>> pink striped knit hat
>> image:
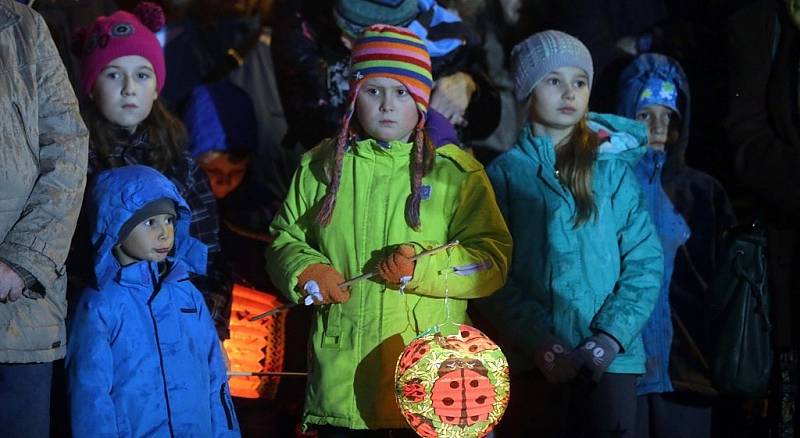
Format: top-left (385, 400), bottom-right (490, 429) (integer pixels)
top-left (316, 24), bottom-right (434, 230)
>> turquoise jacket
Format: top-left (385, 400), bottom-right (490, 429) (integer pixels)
top-left (476, 113), bottom-right (663, 374)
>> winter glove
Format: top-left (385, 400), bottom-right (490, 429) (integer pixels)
top-left (571, 332), bottom-right (621, 383)
top-left (532, 335), bottom-right (580, 384)
top-left (377, 245), bottom-right (416, 284)
top-left (297, 263), bottom-right (350, 304)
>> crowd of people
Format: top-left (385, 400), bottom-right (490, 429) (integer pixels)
top-left (1, 0), bottom-right (798, 437)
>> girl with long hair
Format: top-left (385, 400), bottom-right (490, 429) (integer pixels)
top-left (474, 30), bottom-right (664, 437)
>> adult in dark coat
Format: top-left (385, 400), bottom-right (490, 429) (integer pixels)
top-left (726, 0), bottom-right (800, 434)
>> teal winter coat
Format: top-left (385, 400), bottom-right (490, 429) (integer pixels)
top-left (476, 113), bottom-right (663, 374)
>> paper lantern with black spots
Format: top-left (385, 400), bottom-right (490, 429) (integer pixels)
top-left (395, 324), bottom-right (510, 437)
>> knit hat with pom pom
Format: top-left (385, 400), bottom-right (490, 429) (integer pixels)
top-left (73, 2), bottom-right (166, 96)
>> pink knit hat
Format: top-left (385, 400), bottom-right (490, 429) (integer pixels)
top-left (73, 2), bottom-right (166, 96)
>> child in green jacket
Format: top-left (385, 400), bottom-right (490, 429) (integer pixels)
top-left (265, 24), bottom-right (512, 435)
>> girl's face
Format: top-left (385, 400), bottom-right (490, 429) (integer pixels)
top-left (635, 104), bottom-right (678, 151)
top-left (529, 66), bottom-right (590, 132)
top-left (91, 55), bottom-right (158, 132)
top-left (356, 76), bottom-right (420, 143)
top-left (115, 213), bottom-right (175, 266)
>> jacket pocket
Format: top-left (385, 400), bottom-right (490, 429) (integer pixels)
top-left (12, 101), bottom-right (39, 168)
top-left (320, 305), bottom-right (342, 349)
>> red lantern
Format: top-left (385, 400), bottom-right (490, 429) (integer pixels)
top-left (395, 324), bottom-right (510, 437)
top-left (223, 283), bottom-right (287, 399)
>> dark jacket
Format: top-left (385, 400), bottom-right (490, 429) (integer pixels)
top-left (726, 0), bottom-right (800, 349)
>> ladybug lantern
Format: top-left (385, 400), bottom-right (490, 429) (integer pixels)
top-left (395, 324), bottom-right (510, 437)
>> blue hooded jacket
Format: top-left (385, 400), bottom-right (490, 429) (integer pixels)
top-left (617, 54), bottom-right (737, 395)
top-left (66, 165), bottom-right (240, 437)
top-left (616, 54), bottom-right (691, 394)
top-left (475, 112), bottom-right (663, 375)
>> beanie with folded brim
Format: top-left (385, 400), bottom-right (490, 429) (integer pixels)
top-left (511, 30), bottom-right (594, 102)
top-left (117, 198), bottom-right (176, 244)
top-left (334, 0), bottom-right (418, 38)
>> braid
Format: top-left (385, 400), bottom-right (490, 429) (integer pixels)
top-left (405, 122), bottom-right (428, 230)
top-left (316, 128), bottom-right (350, 226)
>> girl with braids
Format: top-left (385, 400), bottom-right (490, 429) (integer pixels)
top-left (474, 31), bottom-right (663, 437)
top-left (265, 25), bottom-right (511, 436)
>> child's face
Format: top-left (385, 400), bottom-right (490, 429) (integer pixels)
top-left (355, 76), bottom-right (420, 143)
top-left (529, 66), bottom-right (590, 130)
top-left (635, 104), bottom-right (678, 151)
top-left (91, 55), bottom-right (158, 132)
top-left (115, 213), bottom-right (175, 266)
top-left (198, 151), bottom-right (249, 199)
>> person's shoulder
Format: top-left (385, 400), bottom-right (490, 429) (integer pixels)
top-left (298, 138), bottom-right (335, 168)
top-left (435, 144), bottom-right (484, 173)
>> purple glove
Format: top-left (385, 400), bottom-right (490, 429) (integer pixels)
top-left (571, 333), bottom-right (621, 383)
top-left (533, 335), bottom-right (580, 384)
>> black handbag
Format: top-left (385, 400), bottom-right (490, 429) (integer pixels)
top-left (707, 222), bottom-right (772, 397)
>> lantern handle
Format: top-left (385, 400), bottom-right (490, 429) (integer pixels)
top-left (249, 240), bottom-right (460, 321)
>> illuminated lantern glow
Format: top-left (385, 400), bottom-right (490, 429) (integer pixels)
top-left (395, 324), bottom-right (510, 437)
top-left (223, 283), bottom-right (287, 399)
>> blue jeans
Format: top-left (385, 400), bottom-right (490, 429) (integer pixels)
top-left (0, 362), bottom-right (53, 438)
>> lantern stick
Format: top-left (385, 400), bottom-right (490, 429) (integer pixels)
top-left (249, 240), bottom-right (460, 321)
top-left (228, 371), bottom-right (309, 377)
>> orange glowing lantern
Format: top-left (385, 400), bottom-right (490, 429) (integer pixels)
top-left (223, 283), bottom-right (287, 399)
top-left (395, 324), bottom-right (510, 438)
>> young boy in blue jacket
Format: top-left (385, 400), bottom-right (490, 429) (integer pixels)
top-left (66, 165), bottom-right (240, 437)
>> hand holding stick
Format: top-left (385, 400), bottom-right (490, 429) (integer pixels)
top-left (249, 240), bottom-right (460, 321)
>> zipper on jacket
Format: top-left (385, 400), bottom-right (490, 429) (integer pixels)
top-left (220, 383), bottom-right (235, 430)
top-left (146, 266), bottom-right (176, 438)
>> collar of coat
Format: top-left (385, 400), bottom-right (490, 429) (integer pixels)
top-left (0, 2), bottom-right (21, 32)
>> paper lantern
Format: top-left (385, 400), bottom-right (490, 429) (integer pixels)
top-left (395, 324), bottom-right (510, 438)
top-left (223, 283), bottom-right (287, 399)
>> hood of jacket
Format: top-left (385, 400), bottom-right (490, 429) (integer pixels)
top-left (616, 53), bottom-right (690, 181)
top-left (87, 165), bottom-right (206, 289)
top-left (515, 111), bottom-right (648, 167)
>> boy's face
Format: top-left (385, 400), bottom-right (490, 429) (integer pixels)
top-left (356, 76), bottom-right (420, 143)
top-left (115, 214), bottom-right (175, 266)
top-left (91, 55), bottom-right (158, 132)
top-left (199, 152), bottom-right (249, 199)
top-left (635, 104), bottom-right (678, 151)
top-left (529, 66), bottom-right (590, 131)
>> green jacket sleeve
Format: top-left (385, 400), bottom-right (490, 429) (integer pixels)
top-left (406, 169), bottom-right (512, 299)
top-left (473, 162), bottom-right (554, 356)
top-left (590, 161), bottom-right (663, 350)
top-left (265, 161), bottom-right (332, 304)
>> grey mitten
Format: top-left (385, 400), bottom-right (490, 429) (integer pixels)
top-left (572, 332), bottom-right (621, 383)
top-left (533, 335), bottom-right (580, 384)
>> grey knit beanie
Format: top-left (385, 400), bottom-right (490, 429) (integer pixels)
top-left (511, 30), bottom-right (594, 101)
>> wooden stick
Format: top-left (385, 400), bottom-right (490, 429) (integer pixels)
top-left (249, 240), bottom-right (460, 321)
top-left (228, 371), bottom-right (308, 377)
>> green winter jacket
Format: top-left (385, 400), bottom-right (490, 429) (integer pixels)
top-left (476, 113), bottom-right (663, 375)
top-left (266, 138), bottom-right (512, 430)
